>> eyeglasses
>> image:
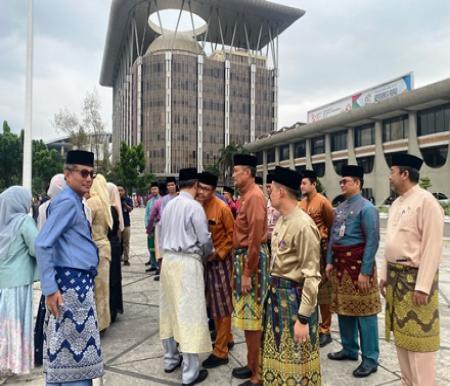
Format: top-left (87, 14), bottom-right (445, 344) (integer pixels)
top-left (74, 168), bottom-right (96, 179)
top-left (339, 178), bottom-right (352, 186)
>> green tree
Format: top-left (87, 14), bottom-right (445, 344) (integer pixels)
top-left (32, 140), bottom-right (64, 195)
top-left (419, 176), bottom-right (432, 190)
top-left (216, 143), bottom-right (249, 186)
top-left (0, 121), bottom-right (22, 190)
top-left (109, 142), bottom-right (150, 193)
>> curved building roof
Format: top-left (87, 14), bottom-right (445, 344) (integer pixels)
top-left (146, 33), bottom-right (204, 56)
top-left (100, 0), bottom-right (305, 87)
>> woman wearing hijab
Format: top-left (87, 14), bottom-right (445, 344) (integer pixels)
top-left (87, 174), bottom-right (113, 332)
top-left (34, 174), bottom-right (66, 366)
top-left (107, 182), bottom-right (124, 323)
top-left (0, 186), bottom-right (39, 375)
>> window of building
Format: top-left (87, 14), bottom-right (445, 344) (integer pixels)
top-left (354, 123), bottom-right (375, 147)
top-left (294, 140), bottom-right (306, 158)
top-left (295, 165), bottom-right (306, 174)
top-left (383, 115), bottom-right (409, 142)
top-left (420, 145), bottom-right (448, 168)
top-left (266, 148), bottom-right (275, 163)
top-left (356, 156), bottom-right (375, 173)
top-left (331, 130), bottom-right (347, 152)
top-left (256, 151), bottom-right (263, 165)
top-left (311, 136), bottom-right (325, 155)
top-left (333, 159), bottom-right (348, 175)
top-left (417, 103), bottom-right (450, 136)
top-left (312, 162), bottom-right (325, 177)
top-left (384, 151), bottom-right (407, 167)
top-left (279, 144), bottom-right (290, 161)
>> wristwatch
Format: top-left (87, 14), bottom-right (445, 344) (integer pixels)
top-left (297, 314), bottom-right (309, 325)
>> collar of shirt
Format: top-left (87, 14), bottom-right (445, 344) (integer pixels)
top-left (65, 184), bottom-right (83, 203)
top-left (346, 192), bottom-right (362, 204)
top-left (180, 191), bottom-right (194, 200)
top-left (399, 184), bottom-right (420, 200)
top-left (281, 205), bottom-right (301, 222)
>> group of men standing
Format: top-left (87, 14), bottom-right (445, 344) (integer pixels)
top-left (156, 152), bottom-right (444, 386)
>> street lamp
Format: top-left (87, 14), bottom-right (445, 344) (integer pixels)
top-left (23, 0), bottom-right (33, 190)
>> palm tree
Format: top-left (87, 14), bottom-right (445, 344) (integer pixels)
top-left (217, 143), bottom-right (249, 186)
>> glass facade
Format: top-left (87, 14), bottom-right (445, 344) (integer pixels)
top-left (294, 140), bottom-right (306, 158)
top-left (266, 148), bottom-right (275, 163)
top-left (383, 115), bottom-right (409, 142)
top-left (354, 123), bottom-right (375, 147)
top-left (417, 103), bottom-right (450, 136)
top-left (312, 162), bottom-right (325, 177)
top-left (279, 144), bottom-right (289, 161)
top-left (356, 156), bottom-right (375, 173)
top-left (256, 151), bottom-right (263, 165)
top-left (420, 145), bottom-right (448, 168)
top-left (333, 159), bottom-right (348, 175)
top-left (331, 130), bottom-right (347, 151)
top-left (311, 136), bottom-right (325, 155)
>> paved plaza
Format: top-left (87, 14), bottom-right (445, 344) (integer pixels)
top-left (2, 208), bottom-right (450, 386)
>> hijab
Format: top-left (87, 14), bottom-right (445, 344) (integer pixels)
top-left (107, 182), bottom-right (125, 232)
top-left (37, 174), bottom-right (67, 230)
top-left (0, 186), bottom-right (32, 258)
top-left (89, 174), bottom-right (113, 229)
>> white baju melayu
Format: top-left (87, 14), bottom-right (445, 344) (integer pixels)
top-left (159, 191), bottom-right (213, 384)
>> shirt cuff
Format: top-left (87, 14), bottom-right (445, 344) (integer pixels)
top-left (360, 261), bottom-right (374, 276)
top-left (41, 279), bottom-right (59, 297)
top-left (298, 303), bottom-right (315, 317)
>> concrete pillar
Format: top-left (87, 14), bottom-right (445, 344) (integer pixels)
top-left (407, 111), bottom-right (421, 156)
top-left (374, 120), bottom-right (390, 204)
top-left (275, 146), bottom-right (280, 164)
top-left (289, 143), bottom-right (295, 168)
top-left (324, 133), bottom-right (341, 201)
top-left (305, 139), bottom-right (312, 169)
top-left (347, 127), bottom-right (357, 164)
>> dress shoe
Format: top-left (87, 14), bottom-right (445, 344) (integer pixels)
top-left (228, 341), bottom-right (235, 350)
top-left (164, 355), bottom-right (182, 373)
top-left (232, 366), bottom-right (252, 379)
top-left (238, 381), bottom-right (262, 386)
top-left (202, 354), bottom-right (229, 368)
top-left (145, 261), bottom-right (151, 266)
top-left (123, 261), bottom-right (130, 266)
top-left (319, 333), bottom-right (332, 347)
top-left (327, 350), bottom-right (358, 361)
top-left (182, 369), bottom-right (208, 386)
top-left (153, 275), bottom-right (160, 281)
top-left (353, 362), bottom-right (378, 378)
top-left (145, 267), bottom-right (157, 273)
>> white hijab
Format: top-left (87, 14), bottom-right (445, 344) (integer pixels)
top-left (37, 174), bottom-right (66, 230)
top-left (107, 182), bottom-right (125, 232)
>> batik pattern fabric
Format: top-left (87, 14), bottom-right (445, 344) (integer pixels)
top-left (317, 239), bottom-right (332, 305)
top-left (232, 245), bottom-right (269, 331)
top-left (206, 256), bottom-right (233, 319)
top-left (385, 263), bottom-right (440, 352)
top-left (44, 267), bottom-right (103, 383)
top-left (331, 243), bottom-right (381, 316)
top-left (262, 276), bottom-right (321, 386)
top-left (0, 284), bottom-right (34, 375)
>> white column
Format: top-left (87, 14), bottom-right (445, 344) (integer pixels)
top-left (136, 56), bottom-right (143, 144)
top-left (165, 51), bottom-right (172, 174)
top-left (272, 68), bottom-right (278, 131)
top-left (250, 63), bottom-right (256, 142)
top-left (224, 59), bottom-right (231, 147)
top-left (197, 55), bottom-right (204, 172)
top-left (127, 74), bottom-right (132, 145)
top-left (23, 0), bottom-right (33, 189)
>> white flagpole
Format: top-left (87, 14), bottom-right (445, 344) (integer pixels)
top-left (23, 0), bottom-right (33, 189)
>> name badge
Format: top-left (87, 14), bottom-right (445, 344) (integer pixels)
top-left (339, 224), bottom-right (346, 238)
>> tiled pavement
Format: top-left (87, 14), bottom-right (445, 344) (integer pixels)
top-left (2, 208), bottom-right (450, 385)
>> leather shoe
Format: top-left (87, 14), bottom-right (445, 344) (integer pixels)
top-left (228, 341), bottom-right (235, 350)
top-left (232, 366), bottom-right (252, 379)
top-left (164, 356), bottom-right (182, 373)
top-left (145, 267), bottom-right (157, 273)
top-left (238, 381), bottom-right (262, 386)
top-left (319, 333), bottom-right (332, 347)
top-left (153, 275), bottom-right (160, 281)
top-left (353, 362), bottom-right (377, 378)
top-left (123, 261), bottom-right (130, 266)
top-left (145, 261), bottom-right (151, 266)
top-left (182, 369), bottom-right (208, 386)
top-left (328, 350), bottom-right (358, 361)
top-left (202, 354), bottom-right (228, 368)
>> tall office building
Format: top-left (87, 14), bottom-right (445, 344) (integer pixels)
top-left (100, 0), bottom-right (304, 175)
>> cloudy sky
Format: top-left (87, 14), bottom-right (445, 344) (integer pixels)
top-left (1, 0), bottom-right (450, 141)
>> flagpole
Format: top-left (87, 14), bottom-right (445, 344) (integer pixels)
top-left (23, 0), bottom-right (33, 190)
